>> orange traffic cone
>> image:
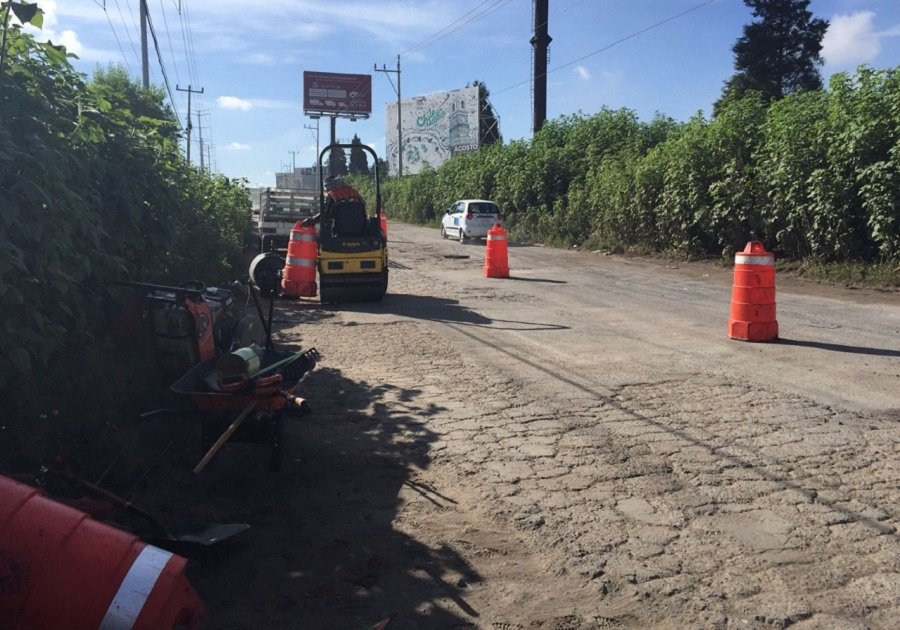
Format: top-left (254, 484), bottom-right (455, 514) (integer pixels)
top-left (728, 241), bottom-right (778, 342)
top-left (0, 475), bottom-right (207, 630)
top-left (380, 210), bottom-right (388, 239)
top-left (483, 224), bottom-right (509, 278)
top-left (281, 222), bottom-right (318, 297)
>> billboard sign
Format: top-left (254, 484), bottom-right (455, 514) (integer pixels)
top-left (385, 86), bottom-right (481, 175)
top-left (303, 71), bottom-right (372, 118)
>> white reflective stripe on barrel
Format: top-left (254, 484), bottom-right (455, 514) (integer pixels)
top-left (287, 257), bottom-right (316, 266)
top-left (486, 234), bottom-right (507, 241)
top-left (100, 545), bottom-right (173, 630)
top-left (735, 254), bottom-right (773, 266)
top-left (290, 233), bottom-right (316, 241)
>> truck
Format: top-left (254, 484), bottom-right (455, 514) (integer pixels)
top-left (256, 188), bottom-right (317, 253)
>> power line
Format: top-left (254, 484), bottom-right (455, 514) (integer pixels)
top-left (145, 6), bottom-right (181, 125)
top-left (112, 0), bottom-right (140, 73)
top-left (100, 2), bottom-right (134, 76)
top-left (157, 0), bottom-right (182, 87)
top-left (402, 0), bottom-right (517, 57)
top-left (496, 0), bottom-right (718, 96)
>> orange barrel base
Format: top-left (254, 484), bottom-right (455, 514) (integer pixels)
top-left (0, 475), bottom-right (206, 630)
top-left (483, 224), bottom-right (509, 278)
top-left (728, 319), bottom-right (779, 342)
top-left (728, 241), bottom-right (778, 342)
top-left (282, 222), bottom-right (318, 297)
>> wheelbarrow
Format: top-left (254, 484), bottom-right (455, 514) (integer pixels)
top-left (170, 346), bottom-right (320, 473)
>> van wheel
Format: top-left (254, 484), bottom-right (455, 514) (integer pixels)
top-left (441, 226), bottom-right (448, 239)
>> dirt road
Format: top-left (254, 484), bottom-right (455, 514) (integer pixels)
top-left (174, 222), bottom-right (900, 629)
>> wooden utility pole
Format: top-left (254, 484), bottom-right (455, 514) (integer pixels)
top-left (530, 0), bottom-right (551, 135)
top-left (177, 84), bottom-right (204, 166)
top-left (375, 55), bottom-right (402, 176)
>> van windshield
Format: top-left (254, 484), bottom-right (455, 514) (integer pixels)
top-left (469, 203), bottom-right (499, 215)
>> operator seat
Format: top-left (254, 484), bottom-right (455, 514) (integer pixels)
top-left (331, 200), bottom-right (367, 237)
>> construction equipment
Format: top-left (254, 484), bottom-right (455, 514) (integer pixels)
top-left (121, 280), bottom-right (265, 380)
top-left (170, 257), bottom-right (319, 473)
top-left (257, 188), bottom-right (317, 253)
top-left (314, 144), bottom-right (388, 303)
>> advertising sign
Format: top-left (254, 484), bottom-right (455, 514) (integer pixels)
top-left (303, 71), bottom-right (372, 117)
top-left (385, 86), bottom-right (481, 175)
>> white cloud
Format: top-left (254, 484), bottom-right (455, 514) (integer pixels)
top-left (823, 12), bottom-right (881, 66)
top-left (226, 142), bottom-right (251, 151)
top-left (217, 96), bottom-right (294, 111)
top-left (575, 66), bottom-right (591, 81)
top-left (244, 52), bottom-right (276, 65)
top-left (218, 96), bottom-right (253, 111)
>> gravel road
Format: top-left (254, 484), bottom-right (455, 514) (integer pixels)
top-left (181, 221), bottom-right (900, 629)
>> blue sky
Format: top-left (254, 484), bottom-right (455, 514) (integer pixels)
top-left (27, 1), bottom-right (900, 187)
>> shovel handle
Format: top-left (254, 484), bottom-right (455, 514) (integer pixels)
top-left (42, 468), bottom-right (165, 532)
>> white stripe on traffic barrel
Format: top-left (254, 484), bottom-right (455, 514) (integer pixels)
top-left (99, 545), bottom-right (173, 630)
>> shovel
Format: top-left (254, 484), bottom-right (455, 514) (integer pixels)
top-left (42, 467), bottom-right (250, 547)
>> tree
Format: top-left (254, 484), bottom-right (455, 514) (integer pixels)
top-left (717, 0), bottom-right (828, 110)
top-left (348, 134), bottom-right (369, 175)
top-left (326, 145), bottom-right (347, 177)
top-left (470, 80), bottom-right (502, 146)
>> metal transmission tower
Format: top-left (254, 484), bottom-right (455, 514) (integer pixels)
top-left (177, 84), bottom-right (204, 166)
top-left (530, 0), bottom-right (551, 135)
top-left (375, 56), bottom-right (402, 177)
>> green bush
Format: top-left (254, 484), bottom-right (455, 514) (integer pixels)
top-left (379, 66), bottom-right (898, 265)
top-left (1, 18), bottom-right (250, 407)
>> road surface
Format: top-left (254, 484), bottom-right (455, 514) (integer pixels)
top-left (184, 221), bottom-right (900, 629)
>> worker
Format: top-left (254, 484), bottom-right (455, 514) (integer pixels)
top-left (302, 175), bottom-right (364, 227)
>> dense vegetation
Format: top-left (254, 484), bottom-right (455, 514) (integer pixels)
top-left (1, 6), bottom-right (251, 411)
top-left (381, 66), bottom-right (900, 266)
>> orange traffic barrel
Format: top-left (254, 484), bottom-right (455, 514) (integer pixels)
top-left (0, 475), bottom-right (207, 630)
top-left (483, 224), bottom-right (509, 278)
top-left (728, 241), bottom-right (778, 342)
top-left (380, 210), bottom-right (388, 239)
top-left (281, 221), bottom-right (318, 297)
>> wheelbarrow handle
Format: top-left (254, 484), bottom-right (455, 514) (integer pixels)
top-left (192, 401), bottom-right (258, 475)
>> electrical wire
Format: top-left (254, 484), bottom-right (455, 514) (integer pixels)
top-left (144, 6), bottom-right (182, 126)
top-left (101, 2), bottom-right (134, 76)
top-left (401, 0), bottom-right (518, 57)
top-left (112, 0), bottom-right (141, 73)
top-left (158, 0), bottom-right (182, 86)
top-left (495, 0), bottom-right (718, 95)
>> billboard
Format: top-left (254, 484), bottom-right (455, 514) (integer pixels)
top-left (303, 71), bottom-right (372, 118)
top-left (386, 86), bottom-right (480, 175)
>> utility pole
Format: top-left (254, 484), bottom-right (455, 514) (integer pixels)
top-left (177, 84), bottom-right (204, 166)
top-left (530, 0), bottom-right (551, 135)
top-left (305, 121), bottom-right (320, 188)
top-left (140, 0), bottom-right (149, 88)
top-left (375, 55), bottom-right (402, 177)
top-left (288, 150), bottom-right (299, 171)
top-left (197, 111), bottom-right (205, 172)
top-left (329, 116), bottom-right (337, 176)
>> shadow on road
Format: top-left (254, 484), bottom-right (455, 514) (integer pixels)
top-left (157, 363), bottom-right (481, 628)
top-left (776, 337), bottom-right (900, 357)
top-left (347, 292), bottom-right (570, 332)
